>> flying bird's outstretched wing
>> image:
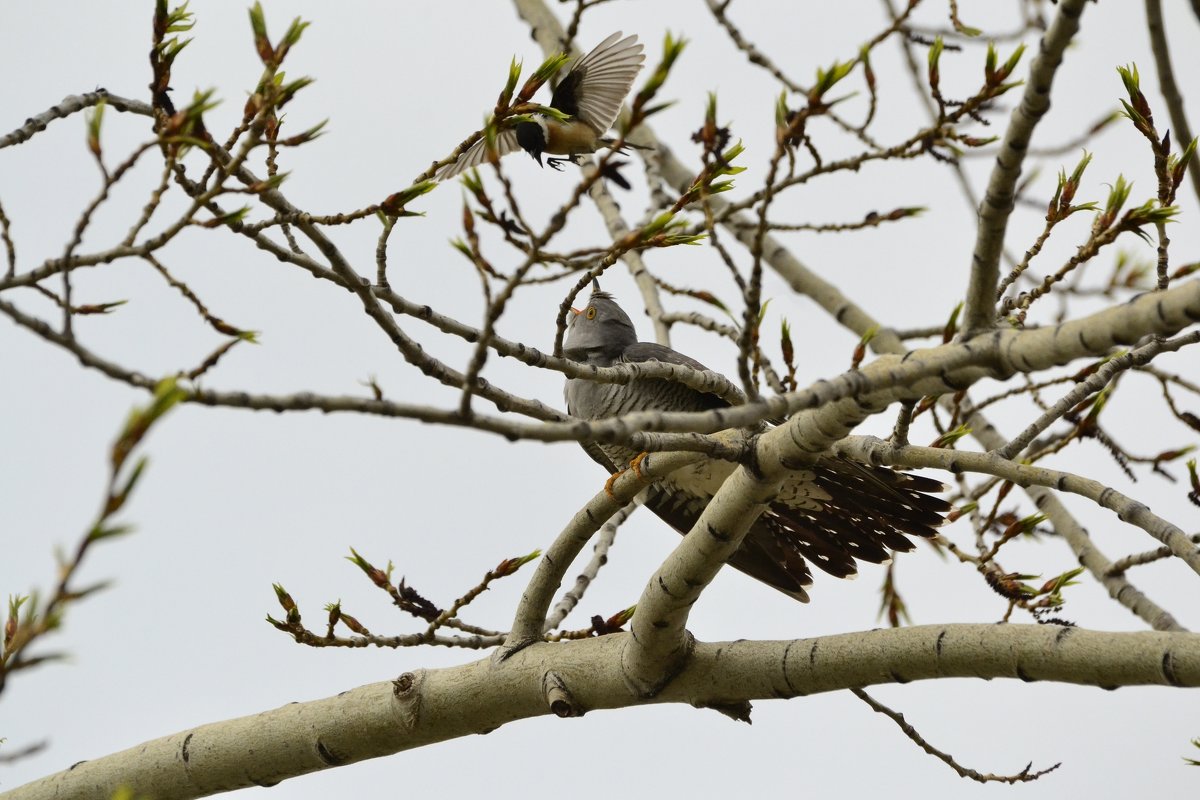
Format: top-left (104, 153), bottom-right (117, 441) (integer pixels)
top-left (434, 129), bottom-right (521, 182)
top-left (550, 32), bottom-right (644, 135)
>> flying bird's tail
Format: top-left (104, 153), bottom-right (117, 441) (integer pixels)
top-left (599, 137), bottom-right (653, 151)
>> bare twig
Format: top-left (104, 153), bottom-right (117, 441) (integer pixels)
top-left (1145, 0), bottom-right (1200, 205)
top-left (853, 688), bottom-right (1061, 783)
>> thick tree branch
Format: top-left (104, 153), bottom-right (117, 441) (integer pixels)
top-left (765, 281), bottom-right (1200, 471)
top-left (961, 0), bottom-right (1090, 335)
top-left (624, 463), bottom-right (781, 695)
top-left (1036, 489), bottom-right (1185, 632)
top-left (7, 625), bottom-right (1198, 800)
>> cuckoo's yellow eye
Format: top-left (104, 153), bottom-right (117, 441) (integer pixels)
top-left (586, 306), bottom-right (597, 319)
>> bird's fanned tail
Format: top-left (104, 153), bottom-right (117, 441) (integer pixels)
top-left (642, 456), bottom-right (950, 602)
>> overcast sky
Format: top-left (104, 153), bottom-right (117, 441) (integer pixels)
top-left (3, 1), bottom-right (1200, 798)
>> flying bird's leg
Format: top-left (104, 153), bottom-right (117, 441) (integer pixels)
top-left (545, 157), bottom-right (569, 171)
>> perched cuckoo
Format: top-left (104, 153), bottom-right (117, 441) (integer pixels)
top-left (564, 288), bottom-right (949, 602)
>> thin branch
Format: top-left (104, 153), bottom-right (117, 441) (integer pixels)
top-left (0, 740), bottom-right (47, 765)
top-left (0, 197), bottom-right (15, 279)
top-left (838, 434), bottom-right (1188, 631)
top-left (883, 0), bottom-right (1001, 256)
top-left (998, 331), bottom-right (1200, 459)
top-left (0, 90), bottom-right (118, 150)
top-left (1145, 0), bottom-right (1200, 205)
top-left (1108, 534), bottom-right (1200, 576)
top-left (852, 688), bottom-right (1060, 784)
top-left (544, 498), bottom-right (638, 632)
top-left (660, 142), bottom-right (907, 354)
top-left (839, 437), bottom-right (1200, 580)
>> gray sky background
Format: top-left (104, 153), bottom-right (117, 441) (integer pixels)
top-left (3, 1), bottom-right (1200, 797)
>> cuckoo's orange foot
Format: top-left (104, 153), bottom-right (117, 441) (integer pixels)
top-left (630, 451), bottom-right (650, 479)
top-left (603, 468), bottom-right (628, 499)
top-left (604, 453), bottom-right (651, 499)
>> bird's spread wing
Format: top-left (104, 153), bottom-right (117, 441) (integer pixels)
top-left (435, 129), bottom-right (521, 181)
top-left (550, 32), bottom-right (644, 135)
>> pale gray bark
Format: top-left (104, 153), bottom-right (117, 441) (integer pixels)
top-left (6, 625), bottom-right (1197, 800)
top-left (961, 0), bottom-right (1091, 334)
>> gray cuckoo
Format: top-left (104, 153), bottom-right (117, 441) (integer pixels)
top-left (564, 288), bottom-right (949, 602)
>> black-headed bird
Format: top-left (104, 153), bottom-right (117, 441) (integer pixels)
top-left (436, 32), bottom-right (645, 181)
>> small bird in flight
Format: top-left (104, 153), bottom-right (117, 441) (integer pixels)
top-left (436, 32), bottom-right (645, 182)
top-left (564, 287), bottom-right (950, 602)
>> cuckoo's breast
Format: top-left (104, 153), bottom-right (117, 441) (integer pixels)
top-left (566, 376), bottom-right (738, 497)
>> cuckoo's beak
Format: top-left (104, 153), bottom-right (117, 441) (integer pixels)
top-left (570, 307), bottom-right (582, 316)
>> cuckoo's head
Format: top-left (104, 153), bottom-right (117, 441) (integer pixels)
top-left (564, 288), bottom-right (637, 362)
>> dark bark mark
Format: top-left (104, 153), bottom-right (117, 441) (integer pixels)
top-left (316, 740), bottom-right (345, 766)
top-left (1162, 651), bottom-right (1183, 687)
